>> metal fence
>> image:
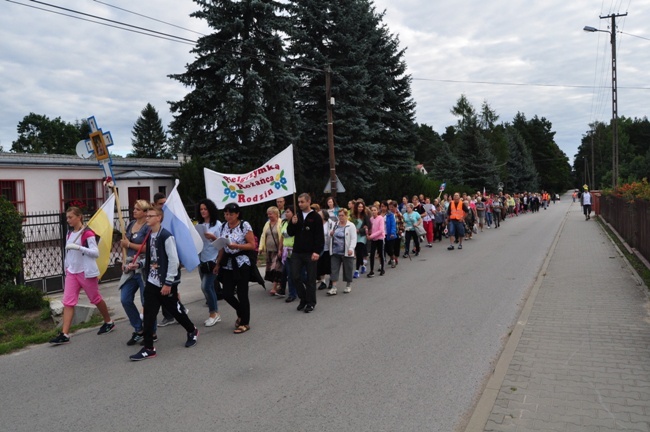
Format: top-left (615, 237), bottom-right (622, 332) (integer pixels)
top-left (21, 208), bottom-right (130, 294)
top-left (598, 196), bottom-right (650, 263)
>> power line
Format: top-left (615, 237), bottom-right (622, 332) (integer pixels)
top-left (27, 0), bottom-right (197, 42)
top-left (7, 0), bottom-right (198, 44)
top-left (410, 77), bottom-right (650, 90)
top-left (6, 0), bottom-right (195, 45)
top-left (90, 0), bottom-right (207, 37)
top-left (7, 0), bottom-right (331, 72)
top-left (619, 31), bottom-right (650, 41)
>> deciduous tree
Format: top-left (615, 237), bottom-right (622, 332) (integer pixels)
top-left (11, 113), bottom-right (84, 154)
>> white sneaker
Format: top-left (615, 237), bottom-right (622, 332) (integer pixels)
top-left (327, 288), bottom-right (337, 296)
top-left (343, 286), bottom-right (351, 293)
top-left (204, 314), bottom-right (222, 327)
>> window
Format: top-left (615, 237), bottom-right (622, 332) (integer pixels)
top-left (60, 180), bottom-right (104, 212)
top-left (158, 185), bottom-right (167, 195)
top-left (0, 180), bottom-right (26, 213)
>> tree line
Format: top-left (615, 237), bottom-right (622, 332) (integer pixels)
top-left (573, 117), bottom-right (650, 190)
top-left (6, 0), bottom-right (578, 200)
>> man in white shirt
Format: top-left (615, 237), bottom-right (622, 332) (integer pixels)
top-left (580, 187), bottom-right (592, 221)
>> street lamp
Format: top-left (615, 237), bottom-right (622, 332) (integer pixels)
top-left (584, 13), bottom-right (626, 189)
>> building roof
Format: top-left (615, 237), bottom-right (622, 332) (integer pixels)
top-left (115, 170), bottom-right (173, 179)
top-left (0, 152), bottom-right (181, 170)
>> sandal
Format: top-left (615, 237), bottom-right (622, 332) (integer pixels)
top-left (234, 318), bottom-right (241, 328)
top-left (269, 290), bottom-right (277, 296)
top-left (234, 325), bottom-right (250, 334)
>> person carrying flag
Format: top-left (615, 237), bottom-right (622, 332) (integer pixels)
top-left (128, 206), bottom-right (198, 361)
top-left (49, 206), bottom-right (115, 345)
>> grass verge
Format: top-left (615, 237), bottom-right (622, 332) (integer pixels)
top-left (0, 307), bottom-right (103, 355)
top-left (598, 217), bottom-right (650, 289)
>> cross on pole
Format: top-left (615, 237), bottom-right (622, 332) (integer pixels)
top-left (83, 116), bottom-right (126, 262)
top-left (85, 116), bottom-right (115, 181)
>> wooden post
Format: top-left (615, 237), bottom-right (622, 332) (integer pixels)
top-left (111, 185), bottom-right (127, 265)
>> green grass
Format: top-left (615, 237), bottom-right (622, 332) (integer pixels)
top-left (598, 218), bottom-right (650, 289)
top-left (0, 307), bottom-right (103, 355)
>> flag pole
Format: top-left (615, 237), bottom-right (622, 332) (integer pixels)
top-left (110, 183), bottom-right (127, 266)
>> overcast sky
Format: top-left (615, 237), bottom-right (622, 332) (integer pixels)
top-left (1, 0), bottom-right (648, 166)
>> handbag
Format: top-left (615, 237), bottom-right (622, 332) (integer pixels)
top-left (414, 223), bottom-right (426, 237)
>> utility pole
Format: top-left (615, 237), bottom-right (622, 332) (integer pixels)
top-left (601, 12), bottom-right (626, 189)
top-left (590, 130), bottom-right (595, 189)
top-left (325, 66), bottom-right (337, 198)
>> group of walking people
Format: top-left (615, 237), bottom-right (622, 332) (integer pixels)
top-left (51, 187), bottom-right (556, 361)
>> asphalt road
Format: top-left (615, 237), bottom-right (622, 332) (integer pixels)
top-left (0, 199), bottom-right (569, 432)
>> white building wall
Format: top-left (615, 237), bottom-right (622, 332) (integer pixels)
top-left (0, 166), bottom-right (175, 213)
top-left (1, 166), bottom-right (104, 213)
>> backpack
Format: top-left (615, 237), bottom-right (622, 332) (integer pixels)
top-left (68, 227), bottom-right (100, 248)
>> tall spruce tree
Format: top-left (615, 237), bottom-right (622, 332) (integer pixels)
top-left (288, 0), bottom-right (417, 195)
top-left (504, 126), bottom-right (539, 192)
top-left (129, 103), bottom-right (169, 158)
top-left (512, 113), bottom-right (571, 192)
top-left (429, 140), bottom-right (462, 184)
top-left (449, 96), bottom-right (499, 190)
top-left (168, 0), bottom-right (300, 172)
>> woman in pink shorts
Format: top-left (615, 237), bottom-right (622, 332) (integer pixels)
top-left (49, 206), bottom-right (115, 345)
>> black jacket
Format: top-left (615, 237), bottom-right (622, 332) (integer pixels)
top-left (287, 209), bottom-right (324, 255)
top-left (143, 228), bottom-right (181, 289)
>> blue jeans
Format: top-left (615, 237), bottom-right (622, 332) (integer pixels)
top-left (486, 212), bottom-right (493, 227)
top-left (283, 256), bottom-right (298, 298)
top-left (200, 270), bottom-right (219, 313)
top-left (120, 273), bottom-right (145, 332)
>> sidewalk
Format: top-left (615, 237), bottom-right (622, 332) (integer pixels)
top-left (466, 202), bottom-right (650, 431)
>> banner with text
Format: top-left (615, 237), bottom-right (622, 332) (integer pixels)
top-left (204, 145), bottom-right (296, 209)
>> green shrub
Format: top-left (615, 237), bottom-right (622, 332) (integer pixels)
top-left (0, 284), bottom-right (48, 311)
top-left (0, 197), bottom-right (25, 284)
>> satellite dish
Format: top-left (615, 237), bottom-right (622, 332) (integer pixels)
top-left (76, 140), bottom-right (91, 159)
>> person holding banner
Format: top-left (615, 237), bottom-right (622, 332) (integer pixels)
top-left (49, 207), bottom-right (115, 345)
top-left (287, 193), bottom-right (324, 314)
top-left (215, 203), bottom-right (257, 334)
top-left (119, 200), bottom-right (152, 346)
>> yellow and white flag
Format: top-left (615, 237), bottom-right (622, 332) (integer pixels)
top-left (87, 193), bottom-right (115, 278)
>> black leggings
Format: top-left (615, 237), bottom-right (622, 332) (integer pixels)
top-left (355, 242), bottom-right (367, 269)
top-left (369, 239), bottom-right (385, 272)
top-left (404, 230), bottom-right (420, 255)
top-left (220, 265), bottom-right (251, 326)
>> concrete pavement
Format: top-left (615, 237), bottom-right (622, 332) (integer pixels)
top-left (465, 200), bottom-right (650, 431)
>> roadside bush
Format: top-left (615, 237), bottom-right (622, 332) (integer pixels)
top-left (0, 197), bottom-right (25, 285)
top-left (0, 284), bottom-right (48, 311)
top-left (603, 178), bottom-right (650, 202)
